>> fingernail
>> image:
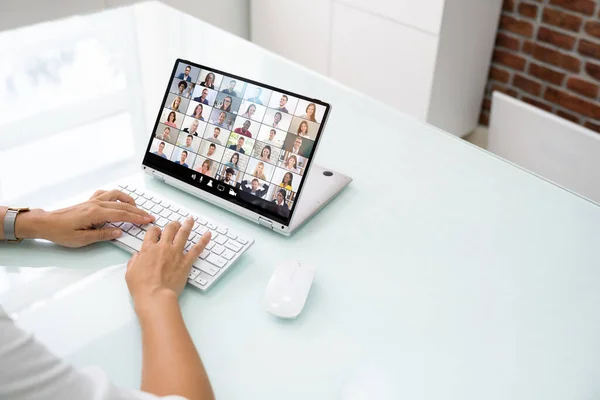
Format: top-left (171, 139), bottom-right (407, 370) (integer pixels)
top-left (112, 229), bottom-right (122, 238)
top-left (187, 217), bottom-right (194, 223)
top-left (145, 216), bottom-right (153, 222)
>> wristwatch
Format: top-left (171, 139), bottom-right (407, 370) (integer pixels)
top-left (3, 207), bottom-right (30, 243)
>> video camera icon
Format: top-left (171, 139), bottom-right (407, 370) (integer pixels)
top-left (229, 189), bottom-right (237, 197)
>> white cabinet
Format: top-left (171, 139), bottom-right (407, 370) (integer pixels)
top-left (250, 0), bottom-right (503, 137)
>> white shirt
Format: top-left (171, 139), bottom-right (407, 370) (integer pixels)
top-left (0, 306), bottom-right (186, 400)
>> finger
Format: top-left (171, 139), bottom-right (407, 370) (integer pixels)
top-left (142, 226), bottom-right (161, 250)
top-left (99, 201), bottom-right (154, 221)
top-left (184, 231), bottom-right (212, 265)
top-left (160, 221), bottom-right (181, 244)
top-left (90, 189), bottom-right (107, 200)
top-left (174, 217), bottom-right (194, 249)
top-left (80, 226), bottom-right (123, 245)
top-left (95, 189), bottom-right (137, 205)
top-left (126, 252), bottom-right (138, 270)
top-left (97, 208), bottom-right (154, 225)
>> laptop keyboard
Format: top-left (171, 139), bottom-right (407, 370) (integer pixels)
top-left (104, 184), bottom-right (255, 291)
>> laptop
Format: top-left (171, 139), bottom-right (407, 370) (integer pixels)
top-left (108, 59), bottom-right (351, 290)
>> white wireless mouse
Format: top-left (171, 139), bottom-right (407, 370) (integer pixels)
top-left (264, 261), bottom-right (315, 318)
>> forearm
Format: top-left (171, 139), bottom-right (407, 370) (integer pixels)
top-left (0, 206), bottom-right (48, 240)
top-left (136, 292), bottom-right (214, 400)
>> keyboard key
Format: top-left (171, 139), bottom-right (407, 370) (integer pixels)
top-left (169, 205), bottom-right (180, 213)
top-left (160, 209), bottom-right (172, 218)
top-left (136, 230), bottom-right (146, 240)
top-left (199, 262), bottom-right (220, 276)
top-left (196, 226), bottom-right (208, 235)
top-left (151, 204), bottom-right (163, 213)
top-left (156, 217), bottom-right (168, 227)
top-left (194, 276), bottom-right (208, 286)
top-left (115, 232), bottom-right (143, 250)
top-left (121, 222), bottom-right (133, 232)
top-left (217, 227), bottom-right (228, 235)
top-left (189, 268), bottom-right (200, 280)
top-left (212, 244), bottom-right (225, 255)
top-left (222, 249), bottom-right (235, 260)
top-left (140, 224), bottom-right (153, 231)
top-left (236, 237), bottom-right (249, 245)
top-left (208, 223), bottom-right (218, 230)
top-left (206, 253), bottom-right (227, 268)
top-left (185, 243), bottom-right (193, 252)
top-left (143, 193), bottom-right (153, 200)
top-left (178, 211), bottom-right (189, 217)
top-left (224, 240), bottom-right (243, 252)
top-left (187, 233), bottom-right (196, 243)
top-left (136, 198), bottom-right (146, 207)
top-left (160, 200), bottom-right (171, 208)
top-left (214, 234), bottom-right (227, 245)
top-left (129, 226), bottom-right (142, 236)
top-left (192, 235), bottom-right (201, 244)
top-left (200, 249), bottom-right (210, 259)
top-left (130, 194), bottom-right (139, 200)
top-left (142, 202), bottom-right (153, 210)
top-left (112, 221), bottom-right (123, 227)
top-left (205, 241), bottom-right (215, 250)
top-left (226, 232), bottom-right (238, 240)
top-left (196, 218), bottom-right (208, 226)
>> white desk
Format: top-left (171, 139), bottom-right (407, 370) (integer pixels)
top-left (1, 3), bottom-right (600, 399)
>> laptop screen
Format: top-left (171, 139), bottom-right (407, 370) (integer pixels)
top-left (142, 59), bottom-right (330, 226)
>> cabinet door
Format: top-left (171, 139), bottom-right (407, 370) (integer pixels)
top-left (330, 2), bottom-right (438, 121)
top-left (337, 0), bottom-right (445, 35)
top-left (250, 0), bottom-right (332, 75)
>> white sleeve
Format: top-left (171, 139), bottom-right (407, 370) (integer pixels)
top-left (0, 306), bottom-right (187, 400)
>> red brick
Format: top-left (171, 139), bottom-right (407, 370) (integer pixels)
top-left (499, 15), bottom-right (534, 37)
top-left (479, 111), bottom-right (490, 126)
top-left (537, 26), bottom-right (576, 50)
top-left (503, 0), bottom-right (514, 12)
top-left (495, 32), bottom-right (521, 50)
top-left (518, 2), bottom-right (538, 18)
top-left (544, 87), bottom-right (600, 119)
top-left (566, 77), bottom-right (600, 98)
top-left (489, 65), bottom-right (511, 83)
top-left (528, 62), bottom-right (566, 85)
top-left (584, 21), bottom-right (600, 40)
top-left (492, 49), bottom-right (527, 70)
top-left (549, 0), bottom-right (595, 15)
top-left (482, 97), bottom-right (492, 111)
top-left (542, 7), bottom-right (583, 31)
top-left (585, 62), bottom-right (600, 82)
top-left (522, 96), bottom-right (553, 111)
top-left (490, 83), bottom-right (519, 97)
top-left (556, 109), bottom-right (581, 123)
top-left (525, 42), bottom-right (581, 72)
top-left (584, 121), bottom-right (600, 133)
top-left (513, 73), bottom-right (543, 95)
top-left (578, 39), bottom-right (600, 60)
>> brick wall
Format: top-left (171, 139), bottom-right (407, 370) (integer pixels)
top-left (480, 0), bottom-right (600, 133)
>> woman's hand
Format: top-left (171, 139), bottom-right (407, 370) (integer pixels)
top-left (125, 218), bottom-right (211, 308)
top-left (15, 189), bottom-right (154, 247)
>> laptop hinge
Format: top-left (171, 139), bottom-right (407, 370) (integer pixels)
top-left (258, 217), bottom-right (273, 229)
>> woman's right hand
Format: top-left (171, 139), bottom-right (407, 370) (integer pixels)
top-left (125, 218), bottom-right (211, 308)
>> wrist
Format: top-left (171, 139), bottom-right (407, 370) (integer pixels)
top-left (133, 288), bottom-right (180, 320)
top-left (14, 209), bottom-right (49, 240)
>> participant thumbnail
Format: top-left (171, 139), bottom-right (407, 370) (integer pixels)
top-left (243, 83), bottom-right (272, 106)
top-left (238, 174), bottom-right (270, 199)
top-left (293, 99), bottom-right (326, 124)
top-left (182, 82), bottom-right (195, 99)
top-left (154, 123), bottom-right (178, 145)
top-left (256, 125), bottom-right (286, 148)
top-left (268, 91), bottom-right (299, 115)
top-left (216, 164), bottom-right (243, 186)
top-left (221, 148), bottom-right (250, 172)
top-left (288, 116), bottom-right (319, 141)
top-left (269, 186), bottom-right (293, 217)
top-left (165, 93), bottom-right (190, 115)
top-left (263, 108), bottom-right (292, 131)
top-left (191, 86), bottom-right (218, 106)
top-left (186, 100), bottom-right (212, 122)
top-left (203, 124), bottom-right (230, 146)
top-left (192, 156), bottom-right (219, 178)
top-left (175, 63), bottom-right (200, 83)
top-left (181, 116), bottom-right (207, 137)
top-left (197, 140), bottom-right (225, 162)
top-left (150, 138), bottom-right (175, 160)
top-left (227, 132), bottom-right (255, 155)
top-left (176, 131), bottom-right (202, 153)
top-left (252, 141), bottom-right (282, 165)
top-left (278, 151), bottom-right (308, 175)
top-left (246, 157), bottom-right (275, 182)
top-left (238, 100), bottom-right (267, 123)
top-left (232, 117), bottom-right (255, 138)
top-left (208, 108), bottom-right (235, 130)
top-left (169, 78), bottom-right (191, 97)
top-left (198, 70), bottom-right (223, 90)
top-left (219, 76), bottom-right (247, 99)
top-left (283, 133), bottom-right (314, 158)
top-left (214, 92), bottom-right (242, 114)
top-left (171, 147), bottom-right (195, 168)
top-left (271, 167), bottom-right (301, 192)
top-left (161, 108), bottom-right (185, 129)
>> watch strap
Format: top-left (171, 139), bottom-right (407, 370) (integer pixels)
top-left (4, 207), bottom-right (29, 243)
